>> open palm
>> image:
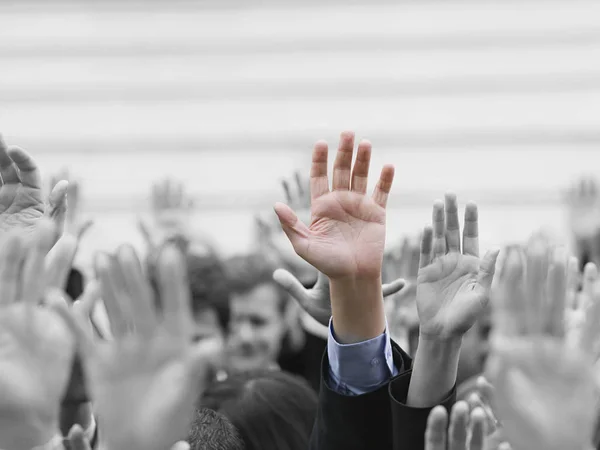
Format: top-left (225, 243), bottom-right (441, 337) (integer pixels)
top-left (417, 195), bottom-right (499, 338)
top-left (274, 132), bottom-right (394, 279)
top-left (486, 243), bottom-right (598, 450)
top-left (58, 245), bottom-right (211, 450)
top-left (83, 339), bottom-right (208, 450)
top-left (0, 305), bottom-right (74, 422)
top-left (0, 138), bottom-right (68, 234)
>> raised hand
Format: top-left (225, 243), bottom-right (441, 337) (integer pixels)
top-left (274, 131), bottom-right (394, 279)
top-left (416, 194), bottom-right (499, 338)
top-left (273, 268), bottom-right (406, 326)
top-left (0, 136), bottom-right (68, 235)
top-left (486, 240), bottom-right (598, 450)
top-left (425, 402), bottom-right (487, 450)
top-left (274, 131), bottom-right (395, 343)
top-left (56, 245), bottom-right (214, 450)
top-left (0, 220), bottom-right (76, 450)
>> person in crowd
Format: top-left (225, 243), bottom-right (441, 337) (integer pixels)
top-left (200, 370), bottom-right (317, 450)
top-left (2, 130), bottom-right (600, 450)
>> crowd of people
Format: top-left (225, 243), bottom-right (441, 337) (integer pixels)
top-left (0, 130), bottom-right (598, 450)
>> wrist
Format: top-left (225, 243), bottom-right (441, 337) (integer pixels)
top-left (330, 275), bottom-right (385, 344)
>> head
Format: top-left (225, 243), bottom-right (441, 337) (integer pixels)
top-left (225, 254), bottom-right (287, 373)
top-left (201, 370), bottom-right (317, 450)
top-left (188, 408), bottom-right (245, 450)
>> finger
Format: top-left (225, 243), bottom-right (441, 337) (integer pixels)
top-left (50, 293), bottom-right (96, 357)
top-left (282, 179), bottom-right (292, 204)
top-left (170, 442), bottom-right (191, 450)
top-left (448, 401), bottom-right (469, 450)
top-left (462, 202), bottom-right (479, 257)
top-left (467, 393), bottom-right (497, 434)
top-left (419, 226), bottom-right (433, 268)
top-left (67, 424), bottom-right (91, 450)
top-left (21, 219), bottom-right (56, 304)
top-left (425, 406), bottom-right (448, 450)
top-left (445, 193), bottom-right (461, 252)
top-left (431, 200), bottom-right (446, 259)
top-left (545, 248), bottom-right (567, 337)
top-left (498, 443), bottom-right (512, 450)
top-left (46, 180), bottom-right (69, 236)
top-left (383, 278), bottom-right (406, 297)
top-left (273, 202), bottom-right (310, 260)
top-left (45, 234), bottom-right (77, 291)
top-left (96, 253), bottom-right (129, 339)
top-left (76, 220), bottom-right (94, 242)
top-left (72, 281), bottom-right (100, 323)
top-left (350, 140), bottom-right (371, 194)
top-left (494, 246), bottom-right (526, 336)
top-left (0, 136), bottom-right (19, 184)
top-left (371, 164), bottom-right (395, 209)
top-left (158, 245), bottom-right (193, 336)
top-left (580, 282), bottom-right (600, 355)
top-left (0, 233), bottom-right (26, 305)
top-left (7, 146), bottom-right (42, 189)
top-left (469, 407), bottom-right (487, 450)
top-left (582, 262), bottom-right (598, 307)
top-left (475, 376), bottom-right (495, 406)
top-left (137, 218), bottom-right (156, 250)
top-left (332, 131), bottom-right (354, 191)
top-left (294, 171), bottom-right (306, 199)
top-left (310, 140), bottom-right (329, 200)
top-left (566, 256), bottom-right (580, 309)
top-left (116, 245), bottom-right (158, 337)
top-left (474, 248), bottom-right (500, 305)
top-left (524, 236), bottom-right (550, 334)
top-left (273, 268), bottom-right (309, 306)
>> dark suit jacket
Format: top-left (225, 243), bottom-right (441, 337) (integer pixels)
top-left (310, 340), bottom-right (456, 450)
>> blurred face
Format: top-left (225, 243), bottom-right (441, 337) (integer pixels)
top-left (226, 283), bottom-right (285, 373)
top-left (457, 309), bottom-right (492, 385)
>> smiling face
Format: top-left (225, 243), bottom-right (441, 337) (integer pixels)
top-left (226, 283), bottom-right (286, 373)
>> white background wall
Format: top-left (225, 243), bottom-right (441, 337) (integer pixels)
top-left (1, 0), bottom-right (599, 265)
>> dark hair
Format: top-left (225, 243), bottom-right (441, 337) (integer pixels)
top-left (188, 408), bottom-right (245, 450)
top-left (225, 254), bottom-right (288, 313)
top-left (147, 242), bottom-right (231, 331)
top-left (200, 370), bottom-right (318, 450)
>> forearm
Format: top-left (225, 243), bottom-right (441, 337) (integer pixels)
top-left (330, 275), bottom-right (385, 344)
top-left (406, 335), bottom-right (462, 407)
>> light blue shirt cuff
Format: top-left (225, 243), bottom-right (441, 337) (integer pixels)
top-left (327, 318), bottom-right (399, 396)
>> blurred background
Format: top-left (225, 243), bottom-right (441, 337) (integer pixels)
top-left (1, 0), bottom-right (599, 268)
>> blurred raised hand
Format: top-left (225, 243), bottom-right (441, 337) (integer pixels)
top-left (486, 238), bottom-right (598, 450)
top-left (56, 245), bottom-right (215, 450)
top-left (138, 178), bottom-right (194, 252)
top-left (425, 401), bottom-right (487, 450)
top-left (273, 268), bottom-right (406, 327)
top-left (0, 220), bottom-right (76, 450)
top-left (417, 194), bottom-right (499, 338)
top-left (0, 135), bottom-right (68, 236)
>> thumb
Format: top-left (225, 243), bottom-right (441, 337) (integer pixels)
top-left (382, 278), bottom-right (406, 297)
top-left (273, 268), bottom-right (309, 306)
top-left (67, 424), bottom-right (92, 450)
top-left (273, 202), bottom-right (309, 259)
top-left (475, 248), bottom-right (500, 300)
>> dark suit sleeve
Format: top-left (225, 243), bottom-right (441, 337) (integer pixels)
top-left (389, 370), bottom-right (456, 450)
top-left (309, 341), bottom-right (412, 450)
